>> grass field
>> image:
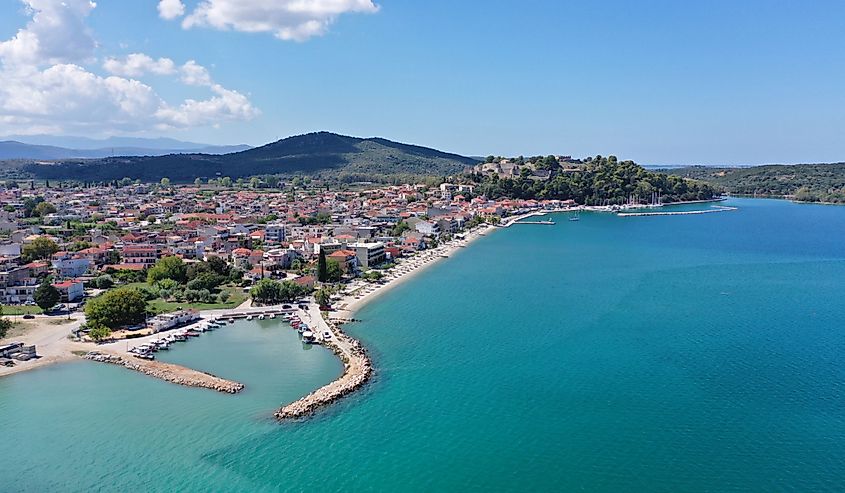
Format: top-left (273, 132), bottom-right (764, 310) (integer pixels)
top-left (146, 286), bottom-right (248, 314)
top-left (1, 305), bottom-right (43, 315)
top-left (106, 282), bottom-right (249, 314)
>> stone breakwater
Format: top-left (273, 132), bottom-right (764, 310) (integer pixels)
top-left (275, 322), bottom-right (373, 421)
top-left (84, 351), bottom-right (244, 394)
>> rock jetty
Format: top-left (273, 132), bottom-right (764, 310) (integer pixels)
top-left (275, 322), bottom-right (372, 420)
top-left (84, 351), bottom-right (244, 394)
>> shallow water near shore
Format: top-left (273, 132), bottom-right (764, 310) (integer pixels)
top-left (3, 198), bottom-right (845, 491)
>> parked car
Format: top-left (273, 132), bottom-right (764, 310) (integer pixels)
top-left (22, 314), bottom-right (35, 319)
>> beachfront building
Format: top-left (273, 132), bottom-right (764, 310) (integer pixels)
top-left (327, 249), bottom-right (358, 273)
top-left (149, 309), bottom-right (200, 333)
top-left (413, 220), bottom-right (440, 236)
top-left (348, 242), bottom-right (386, 270)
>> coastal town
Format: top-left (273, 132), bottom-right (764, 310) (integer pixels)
top-left (0, 177), bottom-right (582, 417)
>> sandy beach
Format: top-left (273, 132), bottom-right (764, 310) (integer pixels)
top-left (330, 223), bottom-right (496, 320)
top-left (0, 316), bottom-right (88, 378)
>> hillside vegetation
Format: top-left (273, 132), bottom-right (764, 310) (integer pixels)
top-left (6, 132), bottom-right (476, 182)
top-left (468, 155), bottom-right (718, 204)
top-left (667, 164), bottom-right (845, 203)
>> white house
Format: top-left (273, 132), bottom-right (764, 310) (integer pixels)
top-left (414, 220), bottom-right (440, 236)
top-left (52, 257), bottom-right (91, 278)
top-left (148, 310), bottom-right (200, 333)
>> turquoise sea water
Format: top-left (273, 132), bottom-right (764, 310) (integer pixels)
top-left (2, 198), bottom-right (845, 492)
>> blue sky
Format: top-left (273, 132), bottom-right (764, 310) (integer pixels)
top-left (0, 0), bottom-right (843, 165)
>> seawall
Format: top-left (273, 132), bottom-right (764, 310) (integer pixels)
top-left (84, 351), bottom-right (245, 394)
top-left (275, 320), bottom-right (372, 421)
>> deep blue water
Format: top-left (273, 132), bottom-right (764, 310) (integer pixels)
top-left (2, 198), bottom-right (845, 492)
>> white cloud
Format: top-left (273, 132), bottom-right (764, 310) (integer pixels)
top-left (157, 0), bottom-right (185, 20)
top-left (0, 63), bottom-right (162, 132)
top-left (0, 0), bottom-right (259, 135)
top-left (103, 53), bottom-right (177, 77)
top-left (155, 84), bottom-right (259, 128)
top-left (180, 60), bottom-right (213, 86)
top-left (179, 0), bottom-right (379, 41)
top-left (0, 0), bottom-right (97, 66)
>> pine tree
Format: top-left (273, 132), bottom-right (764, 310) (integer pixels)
top-left (317, 248), bottom-right (328, 282)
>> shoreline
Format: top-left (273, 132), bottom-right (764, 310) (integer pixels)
top-left (331, 223), bottom-right (495, 319)
top-left (275, 226), bottom-right (496, 420)
top-left (1, 197), bottom-right (734, 418)
top-left (275, 305), bottom-right (372, 420)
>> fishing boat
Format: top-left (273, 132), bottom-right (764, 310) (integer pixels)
top-left (301, 330), bottom-right (316, 344)
top-left (185, 330), bottom-right (200, 337)
top-left (269, 313), bottom-right (276, 319)
top-left (258, 314), bottom-right (265, 320)
top-left (246, 315), bottom-right (253, 321)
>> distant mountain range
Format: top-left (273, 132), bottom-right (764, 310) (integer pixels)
top-left (5, 132), bottom-right (477, 182)
top-left (0, 136), bottom-right (251, 160)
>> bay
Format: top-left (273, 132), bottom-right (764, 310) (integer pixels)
top-left (2, 198), bottom-right (845, 492)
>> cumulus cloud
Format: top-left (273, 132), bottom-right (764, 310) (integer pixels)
top-left (0, 61), bottom-right (259, 134)
top-left (179, 60), bottom-right (213, 86)
top-left (157, 0), bottom-right (185, 20)
top-left (103, 53), bottom-right (177, 77)
top-left (0, 0), bottom-right (97, 66)
top-left (179, 0), bottom-right (379, 41)
top-left (0, 0), bottom-right (259, 135)
top-left (155, 84), bottom-right (259, 128)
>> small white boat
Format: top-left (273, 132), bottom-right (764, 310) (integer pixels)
top-left (301, 330), bottom-right (316, 343)
top-left (258, 314), bottom-right (265, 320)
top-left (269, 313), bottom-right (276, 319)
top-left (246, 315), bottom-right (253, 321)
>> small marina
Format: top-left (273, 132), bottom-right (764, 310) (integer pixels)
top-left (81, 301), bottom-right (370, 415)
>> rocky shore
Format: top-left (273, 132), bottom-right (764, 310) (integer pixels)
top-left (275, 321), bottom-right (372, 420)
top-left (84, 351), bottom-right (245, 394)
